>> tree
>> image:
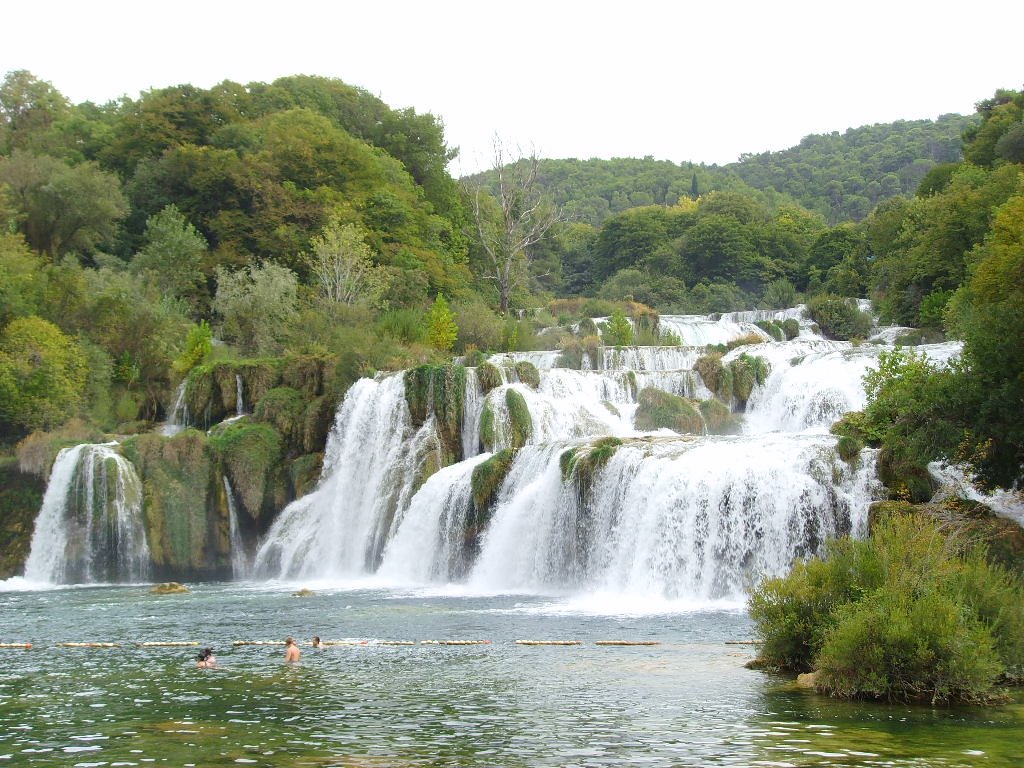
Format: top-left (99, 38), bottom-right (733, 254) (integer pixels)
top-left (469, 140), bottom-right (562, 313)
top-left (130, 204), bottom-right (207, 306)
top-left (426, 293), bottom-right (458, 351)
top-left (0, 70), bottom-right (70, 153)
top-left (0, 150), bottom-right (128, 257)
top-left (0, 315), bottom-right (87, 434)
top-left (307, 215), bottom-right (389, 312)
top-left (213, 263), bottom-right (298, 354)
top-left (601, 309), bottom-right (634, 347)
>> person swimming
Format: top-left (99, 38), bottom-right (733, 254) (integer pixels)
top-left (284, 637), bottom-right (300, 662)
top-left (311, 636), bottom-right (322, 649)
top-left (196, 647), bottom-right (217, 668)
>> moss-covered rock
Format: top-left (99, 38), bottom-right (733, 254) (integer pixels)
top-left (634, 388), bottom-right (703, 434)
top-left (301, 395), bottom-right (336, 455)
top-left (290, 453), bottom-right (324, 498)
top-left (254, 387), bottom-right (306, 449)
top-left (695, 353), bottom-right (729, 402)
top-left (514, 361), bottom-right (540, 389)
top-left (505, 389), bottom-right (533, 449)
top-left (699, 399), bottom-right (741, 435)
top-left (404, 363), bottom-right (466, 465)
top-left (281, 354), bottom-right (329, 400)
top-left (755, 320), bottom-right (784, 341)
top-left (479, 401), bottom-right (496, 452)
top-left (781, 318), bottom-right (800, 340)
top-left (836, 435), bottom-right (863, 463)
top-left (150, 582), bottom-right (190, 594)
top-left (208, 422), bottom-right (283, 522)
top-left (467, 449), bottom-right (516, 553)
top-left (122, 431), bottom-right (226, 578)
top-left (0, 459), bottom-right (45, 578)
top-left (477, 361), bottom-right (504, 394)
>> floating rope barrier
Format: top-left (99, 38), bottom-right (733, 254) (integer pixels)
top-left (377, 641), bottom-right (416, 646)
top-left (137, 641), bottom-right (199, 647)
top-left (723, 640), bottom-right (760, 645)
top-left (231, 640), bottom-right (284, 646)
top-left (321, 640), bottom-right (369, 646)
top-left (0, 643), bottom-right (32, 649)
top-left (420, 640), bottom-right (492, 645)
top-left (594, 640), bottom-right (661, 646)
top-left (57, 642), bottom-right (121, 648)
top-left (515, 640), bottom-right (582, 646)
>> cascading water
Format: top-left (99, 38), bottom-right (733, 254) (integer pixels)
top-left (160, 382), bottom-right (188, 437)
top-left (253, 305), bottom-right (944, 602)
top-left (235, 374), bottom-right (245, 417)
top-left (23, 443), bottom-right (149, 584)
top-left (223, 477), bottom-right (249, 578)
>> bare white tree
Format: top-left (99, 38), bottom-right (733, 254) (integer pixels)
top-left (469, 139), bottom-right (562, 314)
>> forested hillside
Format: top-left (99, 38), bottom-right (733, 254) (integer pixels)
top-left (730, 114), bottom-right (973, 222)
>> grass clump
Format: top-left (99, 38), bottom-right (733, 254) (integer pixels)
top-left (749, 513), bottom-right (1024, 703)
top-left (505, 389), bottom-right (533, 449)
top-left (805, 294), bottom-right (873, 341)
top-left (477, 361), bottom-right (503, 393)
top-left (781, 318), bottom-right (800, 340)
top-left (634, 388), bottom-right (703, 434)
top-left (514, 361), bottom-right (540, 389)
top-left (698, 399), bottom-right (740, 435)
top-left (755, 320), bottom-right (785, 341)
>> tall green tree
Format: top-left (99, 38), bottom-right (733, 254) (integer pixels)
top-left (426, 293), bottom-right (458, 351)
top-left (130, 204), bottom-right (207, 307)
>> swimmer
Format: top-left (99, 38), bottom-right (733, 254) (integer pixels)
top-left (196, 647), bottom-right (217, 668)
top-left (312, 636), bottom-right (323, 649)
top-left (284, 637), bottom-right (300, 662)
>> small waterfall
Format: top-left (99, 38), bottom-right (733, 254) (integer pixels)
top-left (254, 374), bottom-right (435, 578)
top-left (235, 374), bottom-right (245, 417)
top-left (223, 477), bottom-right (249, 578)
top-left (377, 454), bottom-right (488, 583)
top-left (462, 367), bottom-right (484, 459)
top-left (24, 443), bottom-right (149, 584)
top-left (160, 382), bottom-right (188, 436)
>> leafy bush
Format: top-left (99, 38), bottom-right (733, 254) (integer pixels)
top-left (781, 318), bottom-right (800, 339)
top-left (634, 388), bottom-right (703, 434)
top-left (600, 309), bottom-right (634, 347)
top-left (514, 361), bottom-right (540, 389)
top-left (805, 294), bottom-right (873, 340)
top-left (750, 513), bottom-right (1024, 703)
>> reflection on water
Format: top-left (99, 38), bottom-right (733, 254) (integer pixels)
top-left (0, 584), bottom-right (1020, 766)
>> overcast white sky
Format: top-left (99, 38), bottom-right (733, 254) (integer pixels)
top-left (4, 1), bottom-right (1021, 174)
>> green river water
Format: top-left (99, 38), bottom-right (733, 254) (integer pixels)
top-left (0, 583), bottom-right (1020, 767)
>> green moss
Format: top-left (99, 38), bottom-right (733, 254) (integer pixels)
top-left (836, 435), bottom-right (863, 463)
top-left (404, 364), bottom-right (466, 465)
top-left (505, 389), bottom-right (533, 449)
top-left (302, 395), bottom-right (336, 454)
top-left (253, 387), bottom-right (306, 450)
top-left (289, 453), bottom-right (324, 498)
top-left (0, 460), bottom-right (45, 579)
top-left (514, 361), bottom-right (540, 389)
top-left (477, 361), bottom-right (503, 394)
top-left (462, 349), bottom-right (487, 368)
top-left (601, 400), bottom-right (620, 417)
top-left (876, 446), bottom-right (935, 503)
top-left (281, 354), bottom-right (328, 399)
top-left (123, 431), bottom-right (222, 575)
top-left (831, 410), bottom-right (884, 446)
top-left (209, 422), bottom-right (283, 521)
top-left (781, 318), bottom-right (800, 340)
top-left (699, 399), bottom-right (741, 435)
top-left (479, 402), bottom-right (496, 452)
top-left (634, 387), bottom-right (703, 434)
top-left (184, 364), bottom-right (218, 426)
top-left (470, 449), bottom-right (516, 511)
top-left (756, 320), bottom-right (784, 341)
top-left (695, 353), bottom-right (728, 401)
top-left (559, 447), bottom-right (580, 482)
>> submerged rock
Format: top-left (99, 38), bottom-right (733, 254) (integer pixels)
top-left (151, 582), bottom-right (189, 594)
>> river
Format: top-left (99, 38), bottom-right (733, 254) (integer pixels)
top-left (1, 583), bottom-right (1020, 767)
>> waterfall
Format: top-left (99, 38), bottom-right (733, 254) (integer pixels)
top-left (251, 304), bottom-right (954, 603)
top-left (235, 374), bottom-right (245, 417)
top-left (160, 382), bottom-right (188, 436)
top-left (254, 374), bottom-right (436, 578)
top-left (462, 367), bottom-right (484, 459)
top-left (223, 477), bottom-right (249, 578)
top-left (24, 443), bottom-right (149, 584)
